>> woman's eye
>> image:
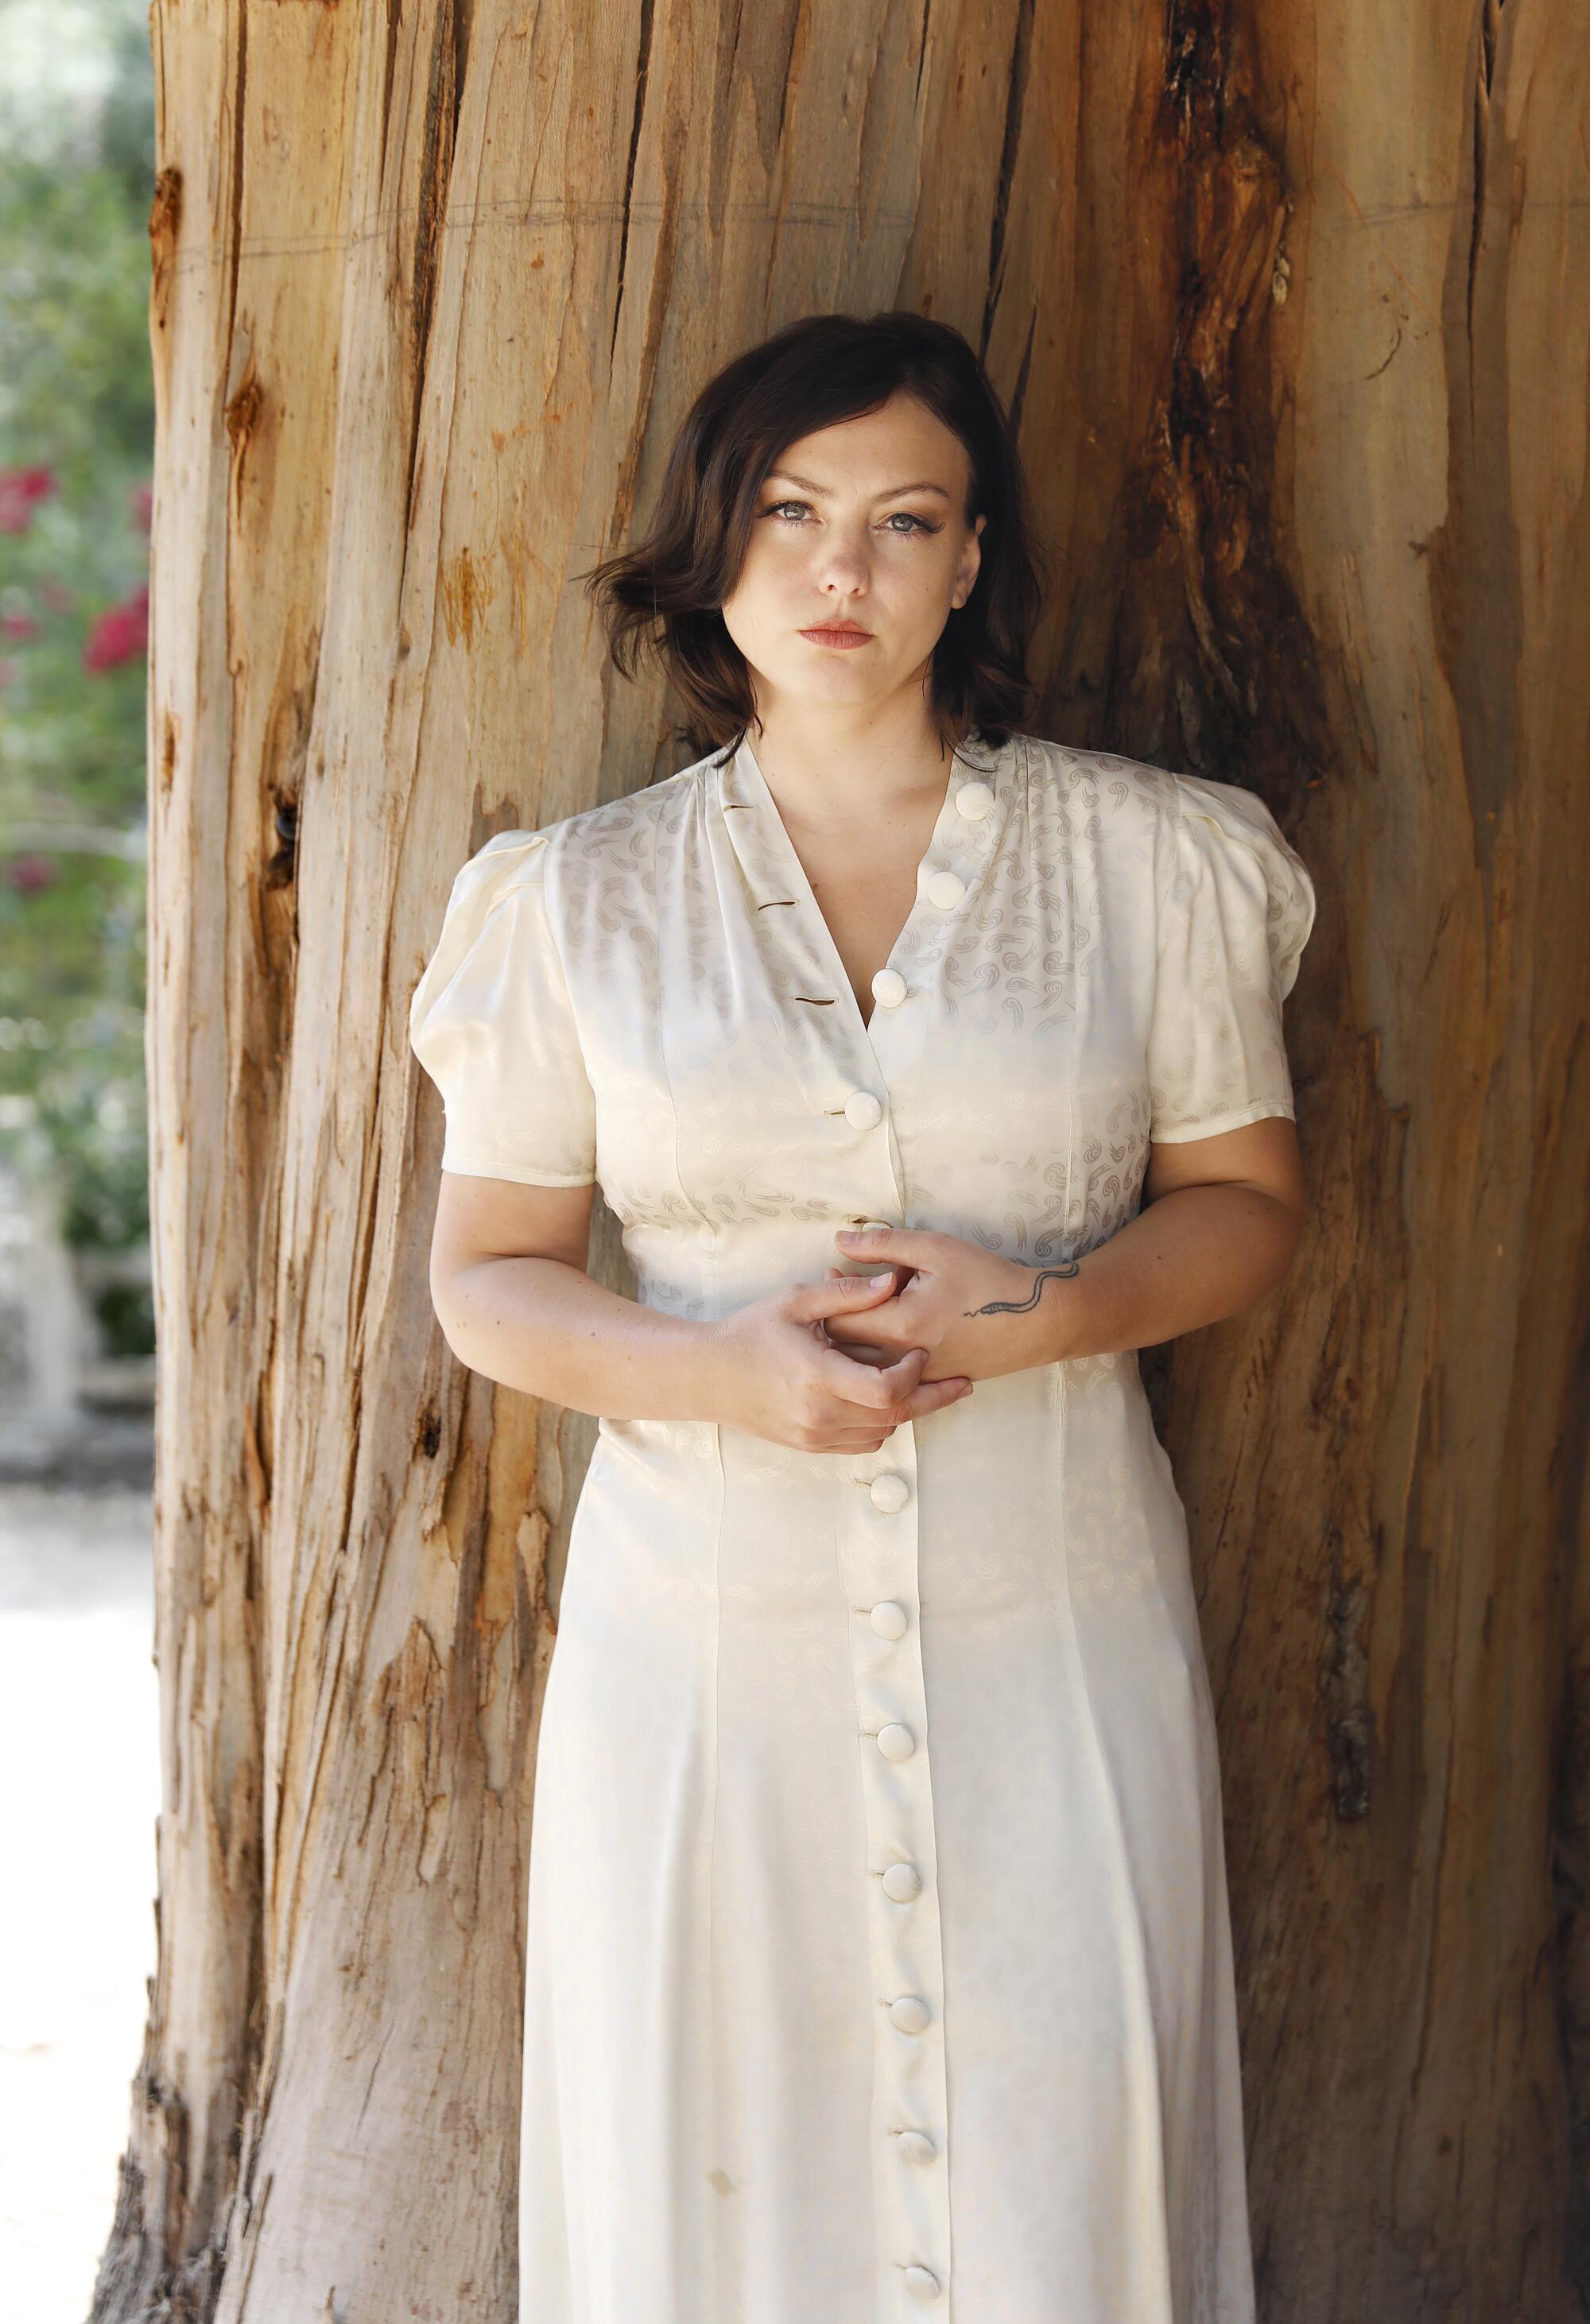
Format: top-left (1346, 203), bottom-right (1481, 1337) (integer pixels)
top-left (758, 502), bottom-right (940, 534)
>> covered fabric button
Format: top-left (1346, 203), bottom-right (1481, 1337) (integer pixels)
top-left (876, 1722), bottom-right (916, 1762)
top-left (843, 1089), bottom-right (884, 1129)
top-left (925, 869), bottom-right (965, 909)
top-left (868, 1472), bottom-right (909, 1513)
top-left (869, 1600), bottom-right (909, 1640)
top-left (903, 2264), bottom-right (943, 2300)
top-left (871, 966), bottom-right (907, 1009)
top-left (898, 2129), bottom-right (937, 2164)
top-left (882, 1861), bottom-right (923, 1902)
top-left (889, 1994), bottom-right (932, 2034)
top-left (954, 778), bottom-right (995, 819)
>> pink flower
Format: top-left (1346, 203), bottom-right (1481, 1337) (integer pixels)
top-left (40, 583), bottom-right (73, 613)
top-left (0, 467), bottom-right (56, 536)
top-left (8, 854), bottom-right (57, 893)
top-left (83, 583), bottom-right (149, 673)
top-left (128, 478), bottom-right (153, 532)
top-left (1, 610), bottom-right (39, 641)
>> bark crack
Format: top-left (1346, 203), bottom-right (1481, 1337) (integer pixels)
top-left (610, 0), bottom-right (656, 368)
top-left (980, 0), bottom-right (1034, 362)
top-left (403, 0), bottom-right (471, 537)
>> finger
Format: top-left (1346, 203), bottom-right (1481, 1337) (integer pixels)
top-left (815, 1342), bottom-right (927, 1410)
top-left (785, 1272), bottom-right (901, 1327)
top-left (832, 1225), bottom-right (944, 1271)
top-left (902, 1377), bottom-right (975, 1420)
top-left (815, 1373), bottom-right (973, 1444)
top-left (821, 1310), bottom-right (901, 1347)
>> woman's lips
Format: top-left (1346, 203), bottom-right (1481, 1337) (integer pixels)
top-left (799, 626), bottom-right (874, 649)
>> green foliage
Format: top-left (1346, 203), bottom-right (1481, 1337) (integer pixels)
top-left (0, 0), bottom-right (156, 1306)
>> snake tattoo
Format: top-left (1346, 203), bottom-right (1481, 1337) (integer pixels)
top-left (965, 1257), bottom-right (1081, 1316)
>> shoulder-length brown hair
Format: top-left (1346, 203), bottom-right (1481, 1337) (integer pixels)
top-left (580, 310), bottom-right (1050, 765)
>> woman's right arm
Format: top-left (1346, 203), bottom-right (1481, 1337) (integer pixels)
top-left (429, 1171), bottom-right (973, 1453)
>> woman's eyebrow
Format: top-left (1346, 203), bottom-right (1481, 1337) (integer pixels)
top-left (764, 469), bottom-right (952, 501)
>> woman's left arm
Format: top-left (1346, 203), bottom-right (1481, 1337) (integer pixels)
top-left (823, 1116), bottom-right (1307, 1382)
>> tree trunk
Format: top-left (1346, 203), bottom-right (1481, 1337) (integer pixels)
top-left (97, 2), bottom-right (1590, 2318)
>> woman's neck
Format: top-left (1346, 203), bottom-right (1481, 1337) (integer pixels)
top-left (744, 697), bottom-right (968, 837)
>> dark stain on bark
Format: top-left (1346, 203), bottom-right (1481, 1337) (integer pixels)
top-left (158, 708), bottom-right (180, 796)
top-left (1553, 1658), bottom-right (1590, 2307)
top-left (148, 165), bottom-right (182, 349)
top-left (1423, 0), bottom-right (1521, 937)
top-left (86, 2120), bottom-right (229, 2318)
top-left (264, 796), bottom-right (298, 892)
top-left (1088, 0), bottom-right (1331, 823)
top-left (1326, 1538), bottom-right (1375, 1820)
top-left (1548, 1142), bottom-right (1590, 2305)
top-left (223, 350), bottom-right (264, 516)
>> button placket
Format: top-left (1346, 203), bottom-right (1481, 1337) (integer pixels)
top-left (844, 1437), bottom-right (953, 2317)
top-left (728, 731), bottom-right (1008, 2312)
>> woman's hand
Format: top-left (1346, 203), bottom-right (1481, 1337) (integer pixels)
top-left (822, 1226), bottom-right (1078, 1381)
top-left (701, 1270), bottom-right (974, 1454)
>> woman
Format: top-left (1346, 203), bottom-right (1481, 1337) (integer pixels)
top-left (409, 310), bottom-right (1315, 2323)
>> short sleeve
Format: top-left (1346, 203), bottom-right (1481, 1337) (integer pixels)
top-left (408, 830), bottom-right (598, 1187)
top-left (1146, 772), bottom-right (1317, 1144)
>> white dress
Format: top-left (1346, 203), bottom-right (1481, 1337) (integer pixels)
top-left (407, 727), bottom-right (1316, 2324)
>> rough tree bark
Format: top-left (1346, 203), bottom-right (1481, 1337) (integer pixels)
top-left (94, 1), bottom-right (1589, 2318)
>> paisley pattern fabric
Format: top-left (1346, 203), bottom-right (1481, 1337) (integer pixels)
top-left (408, 727), bottom-right (1316, 2324)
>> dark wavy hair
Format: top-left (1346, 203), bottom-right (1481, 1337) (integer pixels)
top-left (580, 310), bottom-right (1050, 764)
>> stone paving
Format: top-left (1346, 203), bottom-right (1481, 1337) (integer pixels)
top-left (0, 1481), bottom-right (157, 2324)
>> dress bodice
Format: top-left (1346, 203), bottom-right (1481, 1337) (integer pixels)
top-left (408, 728), bottom-right (1314, 1330)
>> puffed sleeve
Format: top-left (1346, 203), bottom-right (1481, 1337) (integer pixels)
top-left (1146, 772), bottom-right (1317, 1143)
top-left (408, 829), bottom-right (598, 1186)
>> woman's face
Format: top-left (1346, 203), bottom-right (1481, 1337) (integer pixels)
top-left (719, 389), bottom-right (986, 727)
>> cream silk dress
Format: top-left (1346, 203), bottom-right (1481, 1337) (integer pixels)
top-left (407, 727), bottom-right (1316, 2324)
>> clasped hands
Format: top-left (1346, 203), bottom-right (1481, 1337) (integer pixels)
top-left (817, 1225), bottom-right (1064, 1384)
top-left (700, 1224), bottom-right (1076, 1454)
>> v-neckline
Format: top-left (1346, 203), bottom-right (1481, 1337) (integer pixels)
top-left (732, 730), bottom-right (997, 1048)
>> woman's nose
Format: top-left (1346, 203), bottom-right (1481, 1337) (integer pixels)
top-left (814, 532), bottom-right (870, 594)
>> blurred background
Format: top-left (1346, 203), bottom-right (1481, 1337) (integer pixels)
top-left (0, 1), bottom-right (159, 2315)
